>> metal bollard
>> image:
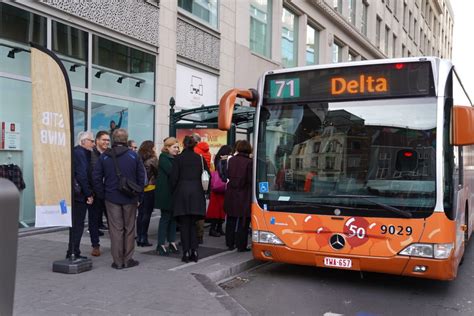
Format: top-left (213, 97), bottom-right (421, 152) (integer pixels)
top-left (0, 178), bottom-right (20, 316)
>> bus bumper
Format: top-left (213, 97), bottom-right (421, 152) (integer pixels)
top-left (252, 243), bottom-right (457, 280)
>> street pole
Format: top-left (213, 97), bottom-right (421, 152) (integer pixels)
top-left (169, 97), bottom-right (176, 137)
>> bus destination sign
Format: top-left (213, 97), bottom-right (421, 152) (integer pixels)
top-left (264, 61), bottom-right (434, 103)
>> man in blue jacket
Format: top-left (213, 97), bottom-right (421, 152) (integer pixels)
top-left (92, 128), bottom-right (145, 269)
top-left (69, 131), bottom-right (95, 259)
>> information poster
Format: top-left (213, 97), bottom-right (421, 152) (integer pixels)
top-left (176, 127), bottom-right (228, 170)
top-left (1, 122), bottom-right (20, 150)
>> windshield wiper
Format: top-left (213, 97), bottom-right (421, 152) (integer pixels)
top-left (327, 194), bottom-right (412, 218)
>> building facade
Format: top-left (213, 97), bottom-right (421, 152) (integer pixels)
top-left (0, 0), bottom-right (453, 226)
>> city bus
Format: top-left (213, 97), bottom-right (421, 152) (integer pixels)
top-left (218, 57), bottom-right (473, 280)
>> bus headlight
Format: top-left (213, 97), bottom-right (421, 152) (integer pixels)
top-left (433, 243), bottom-right (454, 259)
top-left (252, 230), bottom-right (284, 245)
top-left (399, 243), bottom-right (453, 259)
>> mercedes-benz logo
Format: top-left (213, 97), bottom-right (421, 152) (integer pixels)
top-left (330, 234), bottom-right (345, 250)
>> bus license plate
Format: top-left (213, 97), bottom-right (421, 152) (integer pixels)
top-left (324, 257), bottom-right (352, 268)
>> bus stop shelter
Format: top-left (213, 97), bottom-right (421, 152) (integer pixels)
top-left (168, 97), bottom-right (256, 146)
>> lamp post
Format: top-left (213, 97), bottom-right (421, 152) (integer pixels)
top-left (169, 97), bottom-right (176, 136)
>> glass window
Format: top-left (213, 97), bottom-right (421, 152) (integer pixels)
top-left (92, 35), bottom-right (155, 101)
top-left (306, 25), bottom-right (319, 65)
top-left (91, 94), bottom-right (154, 145)
top-left (256, 97), bottom-right (437, 218)
top-left (281, 8), bottom-right (298, 68)
top-left (250, 0), bottom-right (272, 58)
top-left (361, 1), bottom-right (368, 36)
top-left (385, 26), bottom-right (390, 54)
top-left (348, 51), bottom-right (357, 61)
top-left (52, 21), bottom-right (88, 88)
top-left (349, 0), bottom-right (356, 25)
top-left (72, 92), bottom-right (87, 137)
top-left (392, 34), bottom-right (397, 57)
top-left (178, 0), bottom-right (218, 28)
top-left (376, 17), bottom-right (382, 48)
top-left (333, 0), bottom-right (342, 13)
top-left (0, 77), bottom-right (35, 224)
top-left (332, 41), bottom-right (342, 63)
top-left (0, 3), bottom-right (46, 77)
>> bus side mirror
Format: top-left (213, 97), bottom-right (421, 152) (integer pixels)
top-left (452, 106), bottom-right (474, 145)
top-left (218, 88), bottom-right (258, 130)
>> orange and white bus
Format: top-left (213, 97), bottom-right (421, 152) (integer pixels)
top-left (219, 57), bottom-right (473, 280)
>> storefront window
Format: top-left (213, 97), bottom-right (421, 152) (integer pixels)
top-left (91, 94), bottom-right (154, 145)
top-left (178, 0), bottom-right (218, 28)
top-left (52, 21), bottom-right (88, 88)
top-left (92, 35), bottom-right (155, 101)
top-left (0, 77), bottom-right (35, 225)
top-left (0, 3), bottom-right (46, 77)
top-left (72, 92), bottom-right (87, 137)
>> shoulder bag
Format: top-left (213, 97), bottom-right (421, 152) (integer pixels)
top-left (111, 148), bottom-right (143, 198)
top-left (200, 155), bottom-right (210, 191)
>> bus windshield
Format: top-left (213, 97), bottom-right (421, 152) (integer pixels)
top-left (255, 97), bottom-right (437, 218)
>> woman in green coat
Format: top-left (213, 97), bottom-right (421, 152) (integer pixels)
top-left (155, 137), bottom-right (180, 255)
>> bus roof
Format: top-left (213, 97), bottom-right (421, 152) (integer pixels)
top-left (263, 57), bottom-right (452, 77)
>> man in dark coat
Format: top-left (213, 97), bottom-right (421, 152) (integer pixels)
top-left (92, 128), bottom-right (145, 269)
top-left (68, 131), bottom-right (95, 259)
top-left (224, 140), bottom-right (253, 252)
top-left (88, 130), bottom-right (110, 257)
top-left (170, 135), bottom-right (209, 262)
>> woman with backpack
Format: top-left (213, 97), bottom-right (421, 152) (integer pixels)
top-left (206, 145), bottom-right (232, 237)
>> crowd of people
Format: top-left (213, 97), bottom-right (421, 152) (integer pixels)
top-left (72, 128), bottom-right (253, 269)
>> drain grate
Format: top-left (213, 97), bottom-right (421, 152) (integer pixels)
top-left (220, 276), bottom-right (250, 290)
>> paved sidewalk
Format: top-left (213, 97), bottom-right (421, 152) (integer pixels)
top-left (13, 215), bottom-right (259, 315)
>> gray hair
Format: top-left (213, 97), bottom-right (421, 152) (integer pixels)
top-left (192, 133), bottom-right (201, 142)
top-left (76, 131), bottom-right (94, 146)
top-left (112, 128), bottom-right (128, 144)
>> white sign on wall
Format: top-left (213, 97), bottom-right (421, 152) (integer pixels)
top-left (176, 64), bottom-right (218, 109)
top-left (1, 122), bottom-right (21, 150)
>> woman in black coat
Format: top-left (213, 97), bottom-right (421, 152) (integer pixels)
top-left (224, 140), bottom-right (253, 252)
top-left (170, 135), bottom-right (209, 262)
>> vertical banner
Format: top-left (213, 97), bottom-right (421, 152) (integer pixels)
top-left (31, 45), bottom-right (73, 227)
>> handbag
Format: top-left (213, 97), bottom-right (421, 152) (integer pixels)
top-left (200, 155), bottom-right (210, 191)
top-left (111, 148), bottom-right (143, 198)
top-left (211, 170), bottom-right (226, 193)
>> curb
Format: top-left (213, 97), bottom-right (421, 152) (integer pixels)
top-left (203, 257), bottom-right (263, 283)
top-left (193, 273), bottom-right (251, 316)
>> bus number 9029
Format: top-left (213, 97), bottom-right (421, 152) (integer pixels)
top-left (381, 225), bottom-right (413, 236)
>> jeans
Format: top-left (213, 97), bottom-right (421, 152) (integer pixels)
top-left (88, 198), bottom-right (103, 247)
top-left (136, 190), bottom-right (155, 241)
top-left (157, 209), bottom-right (177, 246)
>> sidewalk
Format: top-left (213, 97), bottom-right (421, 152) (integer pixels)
top-left (13, 214), bottom-right (261, 315)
